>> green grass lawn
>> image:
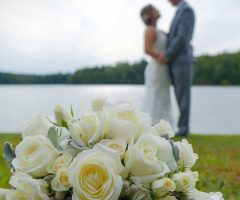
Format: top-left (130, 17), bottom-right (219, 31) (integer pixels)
top-left (0, 134), bottom-right (240, 199)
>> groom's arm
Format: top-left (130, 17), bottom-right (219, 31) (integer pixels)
top-left (165, 7), bottom-right (195, 62)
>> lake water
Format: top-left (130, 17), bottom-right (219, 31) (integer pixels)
top-left (0, 85), bottom-right (240, 134)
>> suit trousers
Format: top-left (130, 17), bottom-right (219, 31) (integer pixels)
top-left (169, 61), bottom-right (193, 135)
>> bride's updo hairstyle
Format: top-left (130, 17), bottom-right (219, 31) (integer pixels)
top-left (140, 4), bottom-right (155, 26)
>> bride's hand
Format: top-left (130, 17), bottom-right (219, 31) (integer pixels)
top-left (156, 53), bottom-right (166, 64)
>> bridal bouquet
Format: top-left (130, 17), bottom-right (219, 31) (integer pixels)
top-left (1, 99), bottom-right (224, 200)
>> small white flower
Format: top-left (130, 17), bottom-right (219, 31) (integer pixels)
top-left (91, 97), bottom-right (107, 112)
top-left (8, 173), bottom-right (49, 200)
top-left (48, 153), bottom-right (72, 174)
top-left (150, 120), bottom-right (175, 138)
top-left (57, 128), bottom-right (71, 150)
top-left (158, 195), bottom-right (177, 200)
top-left (51, 168), bottom-right (71, 192)
top-left (172, 171), bottom-right (198, 192)
top-left (209, 192), bottom-right (224, 200)
top-left (151, 178), bottom-right (176, 197)
top-left (190, 189), bottom-right (210, 199)
top-left (54, 105), bottom-right (73, 127)
top-left (175, 139), bottom-right (198, 168)
top-left (100, 138), bottom-right (127, 159)
top-left (69, 112), bottom-right (103, 147)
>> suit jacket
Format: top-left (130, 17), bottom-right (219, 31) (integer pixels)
top-left (166, 1), bottom-right (195, 64)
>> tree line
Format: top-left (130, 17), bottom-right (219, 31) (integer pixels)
top-left (1, 51), bottom-right (240, 85)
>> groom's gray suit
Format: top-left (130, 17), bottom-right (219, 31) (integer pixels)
top-left (165, 0), bottom-right (195, 136)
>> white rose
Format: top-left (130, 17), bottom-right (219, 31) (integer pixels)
top-left (54, 192), bottom-right (66, 200)
top-left (151, 178), bottom-right (176, 197)
top-left (156, 196), bottom-right (177, 200)
top-left (171, 171), bottom-right (198, 192)
top-left (69, 112), bottom-right (103, 146)
top-left (150, 120), bottom-right (175, 138)
top-left (124, 134), bottom-right (177, 187)
top-left (8, 173), bottom-right (49, 200)
top-left (209, 192), bottom-right (224, 200)
top-left (175, 139), bottom-right (198, 168)
top-left (91, 97), bottom-right (107, 112)
top-left (0, 188), bottom-right (9, 200)
top-left (48, 153), bottom-right (72, 174)
top-left (22, 115), bottom-right (51, 138)
top-left (5, 190), bottom-right (31, 200)
top-left (104, 102), bottom-right (151, 143)
top-left (12, 136), bottom-right (59, 177)
top-left (189, 189), bottom-right (214, 200)
top-left (54, 105), bottom-right (73, 127)
top-left (190, 189), bottom-right (224, 200)
top-left (51, 168), bottom-right (71, 192)
top-left (99, 138), bottom-right (127, 159)
top-left (68, 144), bottom-right (123, 200)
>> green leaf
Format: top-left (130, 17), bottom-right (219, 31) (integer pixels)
top-left (61, 119), bottom-right (68, 129)
top-left (47, 117), bottom-right (59, 126)
top-left (3, 142), bottom-right (16, 163)
top-left (70, 105), bottom-right (74, 117)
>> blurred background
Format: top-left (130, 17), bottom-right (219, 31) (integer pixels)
top-left (0, 0), bottom-right (240, 133)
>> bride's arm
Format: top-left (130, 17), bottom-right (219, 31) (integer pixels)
top-left (144, 27), bottom-right (163, 62)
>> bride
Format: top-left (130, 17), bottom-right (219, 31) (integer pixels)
top-left (140, 4), bottom-right (173, 125)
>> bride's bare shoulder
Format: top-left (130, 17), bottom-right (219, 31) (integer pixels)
top-left (145, 26), bottom-right (156, 33)
top-left (145, 26), bottom-right (157, 37)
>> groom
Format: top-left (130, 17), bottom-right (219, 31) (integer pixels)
top-left (161, 0), bottom-right (195, 136)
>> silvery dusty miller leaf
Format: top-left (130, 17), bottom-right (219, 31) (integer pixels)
top-left (160, 133), bottom-right (170, 140)
top-left (3, 142), bottom-right (16, 163)
top-left (47, 127), bottom-right (59, 149)
top-left (170, 140), bottom-right (180, 162)
top-left (44, 174), bottom-right (55, 181)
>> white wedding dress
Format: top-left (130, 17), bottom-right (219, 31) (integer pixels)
top-left (141, 30), bottom-right (173, 125)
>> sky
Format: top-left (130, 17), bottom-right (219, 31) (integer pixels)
top-left (0, 0), bottom-right (240, 74)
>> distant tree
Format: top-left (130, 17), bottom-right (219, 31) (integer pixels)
top-left (1, 51), bottom-right (240, 85)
